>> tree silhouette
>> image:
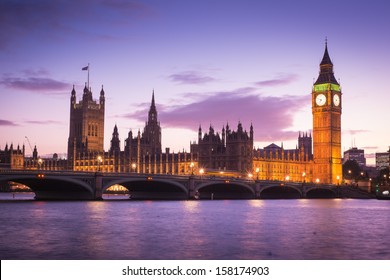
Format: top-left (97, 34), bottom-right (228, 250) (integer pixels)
top-left (342, 160), bottom-right (361, 180)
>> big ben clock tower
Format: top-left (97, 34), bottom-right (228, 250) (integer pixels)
top-left (312, 42), bottom-right (342, 184)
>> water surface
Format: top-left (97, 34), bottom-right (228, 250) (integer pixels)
top-left (1, 194), bottom-right (389, 259)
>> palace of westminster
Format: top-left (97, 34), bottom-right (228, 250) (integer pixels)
top-left (1, 44), bottom-right (344, 184)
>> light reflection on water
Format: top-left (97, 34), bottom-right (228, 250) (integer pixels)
top-left (1, 194), bottom-right (390, 260)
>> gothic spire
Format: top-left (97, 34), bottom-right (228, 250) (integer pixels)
top-left (314, 41), bottom-right (339, 85)
top-left (148, 89), bottom-right (158, 123)
top-left (71, 84), bottom-right (76, 95)
top-left (320, 39), bottom-right (333, 66)
top-left (151, 89), bottom-right (156, 110)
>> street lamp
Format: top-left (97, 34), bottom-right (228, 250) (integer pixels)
top-left (302, 172), bottom-right (306, 183)
top-left (97, 155), bottom-right (103, 171)
top-left (199, 168), bottom-right (204, 177)
top-left (336, 175), bottom-right (340, 185)
top-left (255, 167), bottom-right (260, 180)
top-left (131, 163), bottom-right (136, 173)
top-left (248, 173), bottom-right (253, 180)
top-left (190, 162), bottom-right (194, 175)
top-left (38, 158), bottom-right (43, 170)
top-left (315, 178), bottom-right (320, 184)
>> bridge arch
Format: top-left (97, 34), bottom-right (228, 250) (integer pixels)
top-left (305, 186), bottom-right (337, 198)
top-left (196, 180), bottom-right (255, 199)
top-left (103, 177), bottom-right (188, 200)
top-left (0, 174), bottom-right (95, 200)
top-left (259, 184), bottom-right (303, 199)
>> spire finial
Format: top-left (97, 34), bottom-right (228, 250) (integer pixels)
top-left (151, 89), bottom-right (155, 107)
top-left (325, 36), bottom-right (328, 47)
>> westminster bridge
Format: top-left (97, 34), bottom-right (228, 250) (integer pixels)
top-left (0, 170), bottom-right (358, 200)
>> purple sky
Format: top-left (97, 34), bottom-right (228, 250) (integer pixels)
top-left (1, 0), bottom-right (389, 165)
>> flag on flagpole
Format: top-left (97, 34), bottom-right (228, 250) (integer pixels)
top-left (82, 66), bottom-right (89, 71)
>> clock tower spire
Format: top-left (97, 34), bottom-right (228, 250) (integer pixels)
top-left (312, 42), bottom-right (342, 184)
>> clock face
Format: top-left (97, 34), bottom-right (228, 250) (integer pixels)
top-left (315, 94), bottom-right (326, 106)
top-left (333, 94), bottom-right (340, 106)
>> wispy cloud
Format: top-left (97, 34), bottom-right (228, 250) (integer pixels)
top-left (24, 120), bottom-right (62, 125)
top-left (255, 73), bottom-right (299, 87)
top-left (1, 76), bottom-right (69, 92)
top-left (169, 71), bottom-right (216, 84)
top-left (0, 119), bottom-right (19, 126)
top-left (122, 88), bottom-right (310, 142)
top-left (345, 129), bottom-right (370, 135)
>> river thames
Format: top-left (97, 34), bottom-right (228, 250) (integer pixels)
top-left (1, 193), bottom-right (389, 260)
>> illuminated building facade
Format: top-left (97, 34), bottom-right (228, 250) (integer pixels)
top-left (252, 133), bottom-right (313, 182)
top-left (0, 144), bottom-right (24, 170)
top-left (1, 43), bottom-right (344, 184)
top-left (70, 90), bottom-right (197, 174)
top-left (311, 43), bottom-right (343, 184)
top-left (67, 84), bottom-right (105, 169)
top-left (191, 122), bottom-right (254, 173)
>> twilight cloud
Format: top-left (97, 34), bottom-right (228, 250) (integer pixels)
top-left (0, 119), bottom-right (18, 126)
top-left (24, 120), bottom-right (63, 125)
top-left (123, 88), bottom-right (310, 142)
top-left (169, 71), bottom-right (216, 84)
top-left (255, 74), bottom-right (299, 87)
top-left (1, 76), bottom-right (69, 92)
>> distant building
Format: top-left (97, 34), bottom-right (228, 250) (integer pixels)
top-left (376, 151), bottom-right (389, 170)
top-left (343, 147), bottom-right (366, 167)
top-left (0, 144), bottom-right (24, 170)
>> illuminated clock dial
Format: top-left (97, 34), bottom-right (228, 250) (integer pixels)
top-left (315, 94), bottom-right (326, 106)
top-left (333, 94), bottom-right (340, 106)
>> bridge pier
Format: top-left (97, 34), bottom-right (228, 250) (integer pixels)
top-left (94, 172), bottom-right (103, 200)
top-left (301, 185), bottom-right (307, 198)
top-left (188, 176), bottom-right (196, 199)
top-left (255, 182), bottom-right (261, 199)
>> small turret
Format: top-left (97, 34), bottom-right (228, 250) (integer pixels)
top-left (33, 145), bottom-right (38, 160)
top-left (70, 85), bottom-right (76, 108)
top-left (82, 83), bottom-right (93, 102)
top-left (100, 85), bottom-right (105, 105)
top-left (110, 124), bottom-right (120, 154)
top-left (222, 125), bottom-right (226, 146)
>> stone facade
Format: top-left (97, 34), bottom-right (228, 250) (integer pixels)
top-left (71, 90), bottom-right (198, 175)
top-left (67, 84), bottom-right (105, 169)
top-left (0, 144), bottom-right (24, 170)
top-left (191, 122), bottom-right (253, 173)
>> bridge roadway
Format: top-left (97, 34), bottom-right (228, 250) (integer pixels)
top-left (0, 170), bottom-right (341, 200)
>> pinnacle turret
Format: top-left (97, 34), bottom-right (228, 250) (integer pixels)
top-left (314, 42), bottom-right (339, 85)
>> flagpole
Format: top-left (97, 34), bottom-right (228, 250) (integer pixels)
top-left (88, 63), bottom-right (90, 89)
